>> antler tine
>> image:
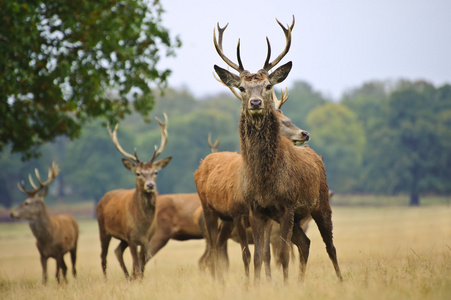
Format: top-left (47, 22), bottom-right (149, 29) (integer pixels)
top-left (17, 181), bottom-right (35, 196)
top-left (107, 123), bottom-right (140, 162)
top-left (272, 87), bottom-right (289, 109)
top-left (213, 72), bottom-right (243, 101)
top-left (263, 15), bottom-right (295, 71)
top-left (214, 23), bottom-right (244, 73)
top-left (34, 161), bottom-right (59, 188)
top-left (17, 162), bottom-right (59, 196)
top-left (150, 113), bottom-right (169, 163)
top-left (208, 133), bottom-right (220, 153)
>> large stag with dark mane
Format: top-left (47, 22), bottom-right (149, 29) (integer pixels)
top-left (10, 162), bottom-right (79, 284)
top-left (96, 114), bottom-right (171, 279)
top-left (194, 83), bottom-right (310, 279)
top-left (212, 16), bottom-right (342, 283)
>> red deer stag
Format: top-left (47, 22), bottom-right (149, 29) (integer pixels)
top-left (96, 114), bottom-right (172, 279)
top-left (194, 85), bottom-right (310, 280)
top-left (144, 134), bottom-right (221, 271)
top-left (10, 162), bottom-right (79, 284)
top-left (213, 16), bottom-right (343, 283)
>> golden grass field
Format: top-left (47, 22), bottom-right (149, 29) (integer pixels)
top-left (0, 205), bottom-right (450, 300)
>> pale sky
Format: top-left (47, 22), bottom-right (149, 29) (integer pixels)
top-left (159, 0), bottom-right (451, 100)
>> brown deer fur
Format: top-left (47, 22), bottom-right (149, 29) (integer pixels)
top-left (212, 17), bottom-right (342, 283)
top-left (96, 117), bottom-right (171, 279)
top-left (214, 64), bottom-right (342, 282)
top-left (194, 109), bottom-right (310, 279)
top-left (10, 162), bottom-right (78, 284)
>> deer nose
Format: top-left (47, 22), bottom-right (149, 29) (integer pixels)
top-left (250, 99), bottom-right (262, 109)
top-left (146, 183), bottom-right (155, 190)
top-left (301, 131), bottom-right (310, 141)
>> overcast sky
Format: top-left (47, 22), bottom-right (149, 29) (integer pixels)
top-left (159, 0), bottom-right (451, 100)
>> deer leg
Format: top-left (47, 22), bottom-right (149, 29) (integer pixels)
top-left (278, 208), bottom-right (295, 284)
top-left (40, 254), bottom-right (48, 284)
top-left (197, 210), bottom-right (210, 272)
top-left (114, 240), bottom-right (130, 279)
top-left (232, 217), bottom-right (251, 281)
top-left (139, 247), bottom-right (146, 274)
top-left (61, 255), bottom-right (68, 283)
top-left (128, 242), bottom-right (142, 279)
top-left (145, 232), bottom-right (170, 265)
top-left (202, 206), bottom-right (219, 279)
top-left (291, 222), bottom-right (310, 281)
top-left (99, 233), bottom-right (111, 278)
top-left (263, 220), bottom-right (273, 280)
top-left (217, 221), bottom-right (233, 272)
top-left (70, 246), bottom-right (77, 278)
top-left (55, 255), bottom-right (67, 284)
top-left (312, 210), bottom-right (343, 281)
top-left (198, 240), bottom-right (210, 272)
top-left (250, 210), bottom-right (270, 284)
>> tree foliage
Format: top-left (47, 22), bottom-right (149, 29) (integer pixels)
top-left (0, 0), bottom-right (180, 159)
top-left (307, 103), bottom-right (366, 192)
top-left (1, 80), bottom-right (450, 208)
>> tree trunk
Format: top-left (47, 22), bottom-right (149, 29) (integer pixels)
top-left (409, 168), bottom-right (420, 206)
top-left (409, 192), bottom-right (420, 206)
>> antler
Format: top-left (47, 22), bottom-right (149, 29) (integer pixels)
top-left (150, 113), bottom-right (169, 163)
top-left (213, 72), bottom-right (242, 100)
top-left (108, 123), bottom-right (140, 163)
top-left (263, 16), bottom-right (295, 71)
top-left (272, 87), bottom-right (289, 109)
top-left (208, 133), bottom-right (220, 153)
top-left (17, 161), bottom-right (60, 196)
top-left (213, 23), bottom-right (244, 73)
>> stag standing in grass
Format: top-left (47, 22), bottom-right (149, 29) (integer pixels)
top-left (96, 114), bottom-right (172, 280)
top-left (212, 16), bottom-right (342, 283)
top-left (10, 162), bottom-right (79, 284)
top-left (194, 87), bottom-right (310, 280)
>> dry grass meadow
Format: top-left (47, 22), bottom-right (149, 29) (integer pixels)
top-left (0, 204), bottom-right (450, 300)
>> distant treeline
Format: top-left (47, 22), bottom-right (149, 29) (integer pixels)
top-left (1, 79), bottom-right (450, 207)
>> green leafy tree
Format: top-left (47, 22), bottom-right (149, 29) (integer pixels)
top-left (341, 81), bottom-right (390, 192)
top-left (280, 81), bottom-right (328, 131)
top-left (63, 121), bottom-right (135, 204)
top-left (306, 103), bottom-right (366, 193)
top-left (0, 0), bottom-right (180, 159)
top-left (385, 82), bottom-right (450, 205)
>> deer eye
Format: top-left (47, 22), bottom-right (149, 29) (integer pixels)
top-left (266, 84), bottom-right (272, 91)
top-left (239, 86), bottom-right (245, 93)
top-left (136, 172), bottom-right (141, 177)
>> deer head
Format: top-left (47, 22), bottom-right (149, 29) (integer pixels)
top-left (11, 162), bottom-right (59, 220)
top-left (213, 55), bottom-right (309, 145)
top-left (213, 17), bottom-right (295, 118)
top-left (108, 114), bottom-right (172, 194)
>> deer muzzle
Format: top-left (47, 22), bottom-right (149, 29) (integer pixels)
top-left (145, 182), bottom-right (155, 193)
top-left (249, 99), bottom-right (263, 115)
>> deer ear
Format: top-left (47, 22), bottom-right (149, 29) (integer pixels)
top-left (153, 156), bottom-right (172, 171)
top-left (214, 65), bottom-right (240, 88)
top-left (269, 61), bottom-right (292, 85)
top-left (122, 158), bottom-right (136, 172)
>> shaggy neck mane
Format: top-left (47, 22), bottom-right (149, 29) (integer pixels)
top-left (239, 109), bottom-right (281, 185)
top-left (136, 190), bottom-right (157, 211)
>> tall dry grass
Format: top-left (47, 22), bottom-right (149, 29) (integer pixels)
top-left (0, 205), bottom-right (450, 300)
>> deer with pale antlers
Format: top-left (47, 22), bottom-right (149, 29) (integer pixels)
top-left (96, 114), bottom-right (172, 280)
top-left (194, 80), bottom-right (310, 280)
top-left (10, 162), bottom-right (79, 284)
top-left (212, 16), bottom-right (343, 283)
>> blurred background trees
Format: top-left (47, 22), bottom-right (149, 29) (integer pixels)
top-left (1, 79), bottom-right (450, 208)
top-left (0, 0), bottom-right (181, 159)
top-left (1, 2), bottom-right (450, 208)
